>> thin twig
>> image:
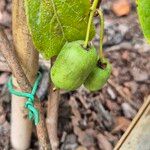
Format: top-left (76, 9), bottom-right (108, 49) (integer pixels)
top-left (105, 42), bottom-right (133, 52)
top-left (114, 95), bottom-right (150, 149)
top-left (47, 58), bottom-right (60, 150)
top-left (0, 28), bottom-right (51, 149)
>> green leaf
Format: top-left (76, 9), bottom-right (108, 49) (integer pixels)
top-left (25, 0), bottom-right (95, 59)
top-left (137, 0), bottom-right (150, 43)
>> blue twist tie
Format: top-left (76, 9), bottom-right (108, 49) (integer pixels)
top-left (7, 72), bottom-right (42, 125)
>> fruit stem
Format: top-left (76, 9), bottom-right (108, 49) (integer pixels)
top-left (97, 9), bottom-right (104, 60)
top-left (84, 0), bottom-right (101, 48)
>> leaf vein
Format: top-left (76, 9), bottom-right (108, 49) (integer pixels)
top-left (50, 0), bottom-right (67, 41)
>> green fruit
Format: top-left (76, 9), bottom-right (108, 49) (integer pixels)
top-left (84, 58), bottom-right (112, 91)
top-left (51, 40), bottom-right (97, 91)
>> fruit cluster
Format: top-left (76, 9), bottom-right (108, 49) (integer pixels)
top-left (51, 40), bottom-right (111, 91)
top-left (51, 3), bottom-right (112, 92)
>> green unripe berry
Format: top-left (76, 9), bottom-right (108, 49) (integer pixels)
top-left (84, 58), bottom-right (112, 91)
top-left (51, 40), bottom-right (97, 91)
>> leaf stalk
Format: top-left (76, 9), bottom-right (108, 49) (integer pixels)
top-left (97, 9), bottom-right (104, 60)
top-left (84, 0), bottom-right (101, 48)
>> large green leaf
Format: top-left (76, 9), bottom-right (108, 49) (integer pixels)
top-left (25, 0), bottom-right (95, 59)
top-left (137, 0), bottom-right (150, 43)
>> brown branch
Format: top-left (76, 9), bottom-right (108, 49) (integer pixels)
top-left (0, 60), bottom-right (11, 72)
top-left (0, 54), bottom-right (50, 72)
top-left (0, 28), bottom-right (51, 149)
top-left (0, 40), bottom-right (11, 72)
top-left (47, 58), bottom-right (60, 150)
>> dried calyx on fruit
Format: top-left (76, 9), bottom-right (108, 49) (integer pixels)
top-left (51, 40), bottom-right (97, 91)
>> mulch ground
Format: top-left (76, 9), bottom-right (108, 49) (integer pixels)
top-left (0, 0), bottom-right (150, 149)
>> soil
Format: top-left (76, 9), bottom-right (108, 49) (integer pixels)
top-left (0, 0), bottom-right (150, 150)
